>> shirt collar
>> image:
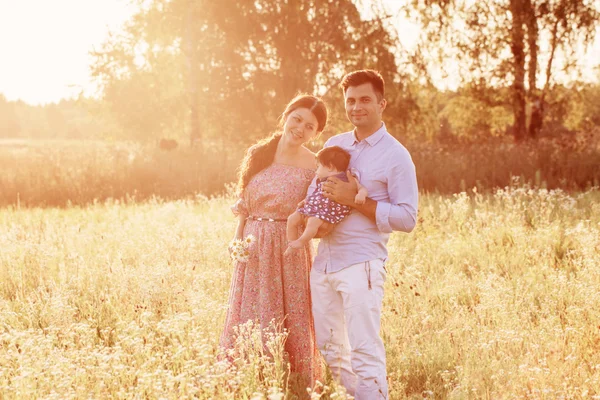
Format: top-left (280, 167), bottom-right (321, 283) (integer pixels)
top-left (351, 122), bottom-right (387, 146)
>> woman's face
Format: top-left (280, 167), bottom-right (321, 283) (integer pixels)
top-left (283, 107), bottom-right (319, 146)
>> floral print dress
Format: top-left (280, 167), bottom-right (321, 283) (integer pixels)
top-left (221, 163), bottom-right (322, 388)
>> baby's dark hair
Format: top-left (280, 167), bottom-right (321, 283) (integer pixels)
top-left (316, 146), bottom-right (351, 172)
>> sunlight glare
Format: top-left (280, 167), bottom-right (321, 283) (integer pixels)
top-left (0, 0), bottom-right (133, 105)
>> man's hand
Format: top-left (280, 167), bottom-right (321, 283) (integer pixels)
top-left (322, 170), bottom-right (358, 207)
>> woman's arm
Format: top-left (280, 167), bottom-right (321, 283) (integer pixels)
top-left (233, 214), bottom-right (246, 241)
top-left (229, 214), bottom-right (247, 256)
top-left (230, 196), bottom-right (249, 241)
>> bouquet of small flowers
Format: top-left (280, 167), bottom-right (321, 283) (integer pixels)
top-left (229, 234), bottom-right (256, 262)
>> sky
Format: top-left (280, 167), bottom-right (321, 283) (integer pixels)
top-left (0, 0), bottom-right (598, 105)
top-left (0, 0), bottom-right (135, 104)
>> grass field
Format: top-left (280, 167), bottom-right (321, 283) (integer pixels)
top-left (1, 185), bottom-right (599, 399)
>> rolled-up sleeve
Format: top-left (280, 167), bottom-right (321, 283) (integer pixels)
top-left (231, 197), bottom-right (249, 217)
top-left (375, 151), bottom-right (418, 233)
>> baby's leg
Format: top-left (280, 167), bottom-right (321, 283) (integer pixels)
top-left (286, 211), bottom-right (304, 242)
top-left (290, 217), bottom-right (324, 248)
top-left (285, 217), bottom-right (325, 256)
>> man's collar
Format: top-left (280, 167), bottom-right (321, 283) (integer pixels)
top-left (351, 123), bottom-right (387, 146)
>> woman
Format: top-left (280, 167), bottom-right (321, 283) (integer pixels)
top-left (221, 94), bottom-right (327, 389)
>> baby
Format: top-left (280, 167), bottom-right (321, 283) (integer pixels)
top-left (285, 146), bottom-right (367, 256)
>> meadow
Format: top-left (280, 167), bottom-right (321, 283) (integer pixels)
top-left (1, 184), bottom-right (599, 399)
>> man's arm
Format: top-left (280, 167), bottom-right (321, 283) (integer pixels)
top-left (322, 158), bottom-right (418, 233)
top-left (321, 172), bottom-right (377, 222)
top-left (375, 155), bottom-right (418, 233)
top-left (353, 198), bottom-right (377, 221)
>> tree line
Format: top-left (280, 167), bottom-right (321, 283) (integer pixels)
top-left (1, 0), bottom-right (599, 146)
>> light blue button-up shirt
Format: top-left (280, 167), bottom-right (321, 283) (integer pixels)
top-left (312, 123), bottom-right (418, 273)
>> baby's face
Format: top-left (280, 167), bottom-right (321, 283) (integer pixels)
top-left (316, 163), bottom-right (340, 180)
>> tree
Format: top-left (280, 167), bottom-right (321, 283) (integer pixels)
top-left (90, 0), bottom-right (402, 146)
top-left (407, 0), bottom-right (599, 140)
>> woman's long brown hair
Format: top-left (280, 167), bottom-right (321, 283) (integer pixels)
top-left (236, 94), bottom-right (328, 194)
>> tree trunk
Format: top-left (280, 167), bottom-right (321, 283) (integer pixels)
top-left (524, 0), bottom-right (540, 138)
top-left (510, 0), bottom-right (527, 142)
top-left (524, 0), bottom-right (538, 94)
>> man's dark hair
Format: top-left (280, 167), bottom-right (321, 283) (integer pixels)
top-left (339, 69), bottom-right (385, 101)
top-left (316, 146), bottom-right (351, 172)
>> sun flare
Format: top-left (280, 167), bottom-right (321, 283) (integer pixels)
top-left (0, 0), bottom-right (134, 104)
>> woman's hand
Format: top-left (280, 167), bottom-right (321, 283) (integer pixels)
top-left (230, 213), bottom-right (247, 256)
top-left (228, 235), bottom-right (243, 256)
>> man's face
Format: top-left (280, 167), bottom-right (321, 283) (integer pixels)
top-left (344, 83), bottom-right (386, 130)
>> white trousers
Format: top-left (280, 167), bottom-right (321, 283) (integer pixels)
top-left (311, 259), bottom-right (388, 400)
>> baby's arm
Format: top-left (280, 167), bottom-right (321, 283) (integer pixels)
top-left (352, 175), bottom-right (368, 204)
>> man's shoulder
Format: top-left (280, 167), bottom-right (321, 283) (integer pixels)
top-left (373, 132), bottom-right (415, 170)
top-left (379, 131), bottom-right (411, 154)
top-left (324, 131), bottom-right (354, 147)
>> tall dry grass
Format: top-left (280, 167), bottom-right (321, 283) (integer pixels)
top-left (0, 139), bottom-right (242, 207)
top-left (1, 185), bottom-right (599, 399)
top-left (411, 130), bottom-right (600, 193)
top-left (1, 130), bottom-right (599, 207)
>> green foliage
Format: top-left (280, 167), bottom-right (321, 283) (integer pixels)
top-left (2, 1), bottom-right (599, 147)
top-left (563, 82), bottom-right (600, 132)
top-left (406, 0), bottom-right (600, 140)
top-left (90, 0), bottom-right (402, 143)
top-left (440, 95), bottom-right (513, 139)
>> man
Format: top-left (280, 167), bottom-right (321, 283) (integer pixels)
top-left (310, 70), bottom-right (418, 399)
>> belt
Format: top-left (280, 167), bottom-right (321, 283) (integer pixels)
top-left (247, 216), bottom-right (287, 222)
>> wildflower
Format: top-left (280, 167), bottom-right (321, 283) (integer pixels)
top-left (244, 234), bottom-right (256, 245)
top-left (229, 235), bottom-right (254, 263)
